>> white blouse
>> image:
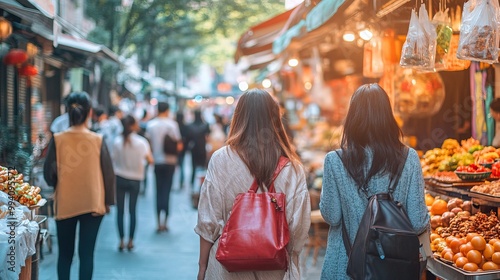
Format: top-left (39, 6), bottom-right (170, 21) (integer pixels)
top-left (194, 146), bottom-right (311, 280)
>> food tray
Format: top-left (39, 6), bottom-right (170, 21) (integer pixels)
top-left (469, 191), bottom-right (500, 203)
top-left (455, 172), bottom-right (492, 181)
top-left (427, 258), bottom-right (500, 280)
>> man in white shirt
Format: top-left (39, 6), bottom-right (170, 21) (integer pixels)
top-left (145, 102), bottom-right (181, 232)
top-left (50, 112), bottom-right (70, 134)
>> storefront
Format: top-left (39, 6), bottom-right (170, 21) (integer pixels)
top-left (235, 0), bottom-right (500, 278)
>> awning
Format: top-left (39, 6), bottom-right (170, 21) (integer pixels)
top-left (0, 0), bottom-right (52, 30)
top-left (234, 2), bottom-right (309, 70)
top-left (273, 0), bottom-right (349, 54)
top-left (31, 25), bottom-right (120, 63)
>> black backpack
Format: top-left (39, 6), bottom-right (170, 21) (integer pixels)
top-left (337, 148), bottom-right (421, 280)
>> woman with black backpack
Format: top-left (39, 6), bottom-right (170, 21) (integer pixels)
top-left (320, 83), bottom-right (430, 279)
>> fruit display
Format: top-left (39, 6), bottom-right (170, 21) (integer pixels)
top-left (426, 192), bottom-right (500, 273)
top-left (471, 180), bottom-right (500, 197)
top-left (0, 165), bottom-right (42, 207)
top-left (421, 138), bottom-right (500, 177)
top-left (431, 171), bottom-right (460, 183)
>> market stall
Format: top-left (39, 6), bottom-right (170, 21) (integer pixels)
top-left (0, 165), bottom-right (45, 280)
top-left (421, 137), bottom-right (500, 279)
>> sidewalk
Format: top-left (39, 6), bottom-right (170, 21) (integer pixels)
top-left (38, 159), bottom-right (325, 279)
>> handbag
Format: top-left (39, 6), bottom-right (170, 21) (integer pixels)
top-left (215, 156), bottom-right (290, 272)
top-left (163, 134), bottom-right (178, 156)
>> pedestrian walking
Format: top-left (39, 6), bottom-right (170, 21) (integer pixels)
top-left (319, 84), bottom-right (430, 279)
top-left (43, 91), bottom-right (116, 280)
top-left (195, 89), bottom-right (310, 280)
top-left (176, 111), bottom-right (189, 190)
top-left (186, 110), bottom-right (210, 188)
top-left (100, 105), bottom-right (124, 156)
top-left (112, 115), bottom-right (153, 251)
top-left (145, 102), bottom-right (182, 232)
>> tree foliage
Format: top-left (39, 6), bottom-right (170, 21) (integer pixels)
top-left (84, 0), bottom-right (286, 79)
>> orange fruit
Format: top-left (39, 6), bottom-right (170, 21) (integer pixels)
top-left (430, 199), bottom-right (448, 215)
top-left (484, 244), bottom-right (495, 260)
top-left (446, 236), bottom-right (457, 245)
top-left (441, 248), bottom-right (453, 258)
top-left (471, 236), bottom-right (487, 251)
top-left (463, 262), bottom-right (479, 271)
top-left (453, 253), bottom-right (464, 263)
top-left (425, 193), bottom-right (435, 206)
top-left (489, 238), bottom-right (500, 245)
top-left (450, 238), bottom-right (466, 254)
top-left (443, 251), bottom-right (454, 261)
top-left (466, 233), bottom-right (480, 242)
top-left (467, 250), bottom-right (483, 264)
top-left (455, 256), bottom-right (469, 268)
top-left (492, 252), bottom-right (500, 264)
top-left (494, 241), bottom-right (500, 252)
top-left (430, 233), bottom-right (441, 242)
top-left (460, 243), bottom-right (474, 255)
top-left (483, 261), bottom-right (499, 271)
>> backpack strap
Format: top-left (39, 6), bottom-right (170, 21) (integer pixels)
top-left (249, 156), bottom-right (289, 193)
top-left (387, 146), bottom-right (409, 194)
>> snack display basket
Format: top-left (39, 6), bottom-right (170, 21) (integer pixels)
top-left (455, 171), bottom-right (492, 181)
top-left (428, 258), bottom-right (500, 280)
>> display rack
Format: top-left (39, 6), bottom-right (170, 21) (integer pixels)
top-left (427, 258), bottom-right (500, 280)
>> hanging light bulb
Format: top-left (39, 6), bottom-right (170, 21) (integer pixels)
top-left (288, 57), bottom-right (299, 67)
top-left (262, 78), bottom-right (272, 88)
top-left (0, 17), bottom-right (12, 40)
top-left (359, 28), bottom-right (373, 41)
top-left (343, 31), bottom-right (355, 42)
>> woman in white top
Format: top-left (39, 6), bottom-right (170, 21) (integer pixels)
top-left (112, 115), bottom-right (153, 251)
top-left (195, 89), bottom-right (311, 280)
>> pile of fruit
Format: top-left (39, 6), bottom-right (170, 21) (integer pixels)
top-left (421, 138), bottom-right (500, 177)
top-left (427, 193), bottom-right (500, 272)
top-left (0, 165), bottom-right (42, 207)
top-left (471, 180), bottom-right (500, 197)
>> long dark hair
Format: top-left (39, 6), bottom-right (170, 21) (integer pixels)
top-left (340, 83), bottom-right (405, 190)
top-left (226, 89), bottom-right (300, 188)
top-left (66, 92), bottom-right (91, 126)
top-left (121, 115), bottom-right (136, 146)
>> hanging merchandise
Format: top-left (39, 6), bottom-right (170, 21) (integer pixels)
top-left (432, 1), bottom-right (453, 70)
top-left (444, 35), bottom-right (471, 71)
top-left (400, 5), bottom-right (437, 70)
top-left (457, 0), bottom-right (500, 64)
top-left (393, 67), bottom-right (445, 117)
top-left (363, 36), bottom-right (384, 78)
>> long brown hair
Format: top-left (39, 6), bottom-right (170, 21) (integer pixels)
top-left (226, 89), bottom-right (300, 188)
top-left (340, 83), bottom-right (405, 190)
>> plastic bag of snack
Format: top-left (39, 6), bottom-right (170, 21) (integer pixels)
top-left (400, 6), bottom-right (437, 69)
top-left (418, 4), bottom-right (437, 71)
top-left (457, 0), bottom-right (500, 64)
top-left (400, 9), bottom-right (427, 67)
top-left (432, 9), bottom-right (453, 70)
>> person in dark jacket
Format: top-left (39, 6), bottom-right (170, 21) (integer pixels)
top-left (43, 91), bottom-right (115, 280)
top-left (186, 110), bottom-right (210, 189)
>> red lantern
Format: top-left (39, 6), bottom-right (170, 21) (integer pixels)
top-left (3, 49), bottom-right (28, 66)
top-left (18, 64), bottom-right (38, 76)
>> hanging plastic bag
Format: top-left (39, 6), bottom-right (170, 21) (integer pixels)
top-left (433, 7), bottom-right (453, 70)
top-left (400, 7), bottom-right (437, 69)
top-left (400, 9), bottom-right (426, 67)
top-left (457, 0), bottom-right (500, 64)
top-left (418, 4), bottom-right (437, 71)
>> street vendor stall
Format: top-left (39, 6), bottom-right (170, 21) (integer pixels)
top-left (0, 165), bottom-right (45, 280)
